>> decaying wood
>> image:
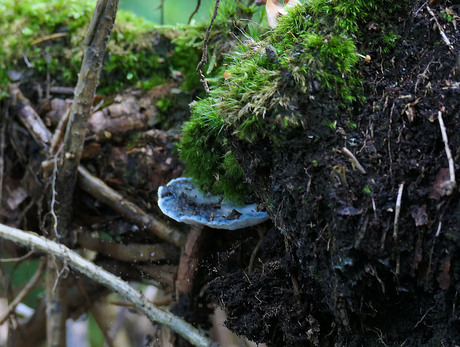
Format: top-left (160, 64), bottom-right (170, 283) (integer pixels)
top-left (88, 81), bottom-right (179, 140)
top-left (9, 84), bottom-right (51, 148)
top-left (9, 85), bottom-right (185, 246)
top-left (175, 226), bottom-right (205, 297)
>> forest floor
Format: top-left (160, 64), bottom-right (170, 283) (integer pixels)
top-left (1, 0), bottom-right (460, 346)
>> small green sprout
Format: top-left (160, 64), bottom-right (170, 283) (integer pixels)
top-left (363, 186), bottom-right (372, 195)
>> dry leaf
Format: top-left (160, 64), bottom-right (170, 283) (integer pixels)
top-left (266, 0), bottom-right (286, 28)
top-left (410, 205), bottom-right (428, 227)
top-left (429, 168), bottom-right (454, 199)
top-left (284, 0), bottom-right (301, 8)
top-left (405, 105), bottom-right (416, 122)
top-left (266, 0), bottom-right (300, 28)
top-left (437, 255), bottom-right (451, 290)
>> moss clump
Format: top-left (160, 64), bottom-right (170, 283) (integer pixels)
top-left (0, 0), bottom-right (203, 94)
top-left (179, 0), bottom-right (410, 203)
top-left (179, 96), bottom-right (247, 203)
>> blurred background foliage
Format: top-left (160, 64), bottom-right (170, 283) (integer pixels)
top-left (120, 0), bottom-right (214, 24)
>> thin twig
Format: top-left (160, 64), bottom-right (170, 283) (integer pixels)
top-left (197, 0), bottom-right (220, 93)
top-left (413, 305), bottom-right (435, 329)
top-left (155, 0), bottom-right (165, 25)
top-left (341, 147), bottom-right (366, 174)
top-left (0, 223), bottom-right (214, 347)
top-left (393, 183), bottom-right (404, 276)
top-left (388, 102), bottom-right (395, 179)
top-left (435, 221), bottom-right (442, 238)
top-left (437, 111), bottom-right (456, 191)
top-left (427, 6), bottom-right (454, 51)
top-left (0, 249), bottom-right (35, 263)
top-left (188, 0), bottom-right (202, 24)
top-left (49, 106), bottom-right (70, 156)
top-left (0, 258), bottom-right (46, 325)
top-left (393, 183), bottom-right (404, 242)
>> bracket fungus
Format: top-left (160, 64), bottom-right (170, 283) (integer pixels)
top-left (158, 177), bottom-right (269, 230)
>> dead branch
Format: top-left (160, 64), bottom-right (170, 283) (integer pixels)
top-left (47, 0), bottom-right (120, 344)
top-left (0, 97), bottom-right (8, 208)
top-left (0, 223), bottom-right (214, 347)
top-left (0, 258), bottom-right (46, 325)
top-left (188, 0), bottom-right (202, 24)
top-left (76, 232), bottom-right (180, 262)
top-left (175, 226), bottom-right (204, 298)
top-left (9, 84), bottom-right (51, 148)
top-left (0, 250), bottom-right (35, 263)
top-left (77, 166), bottom-right (186, 246)
top-left (10, 85), bottom-right (185, 247)
top-left (54, 0), bottom-right (119, 241)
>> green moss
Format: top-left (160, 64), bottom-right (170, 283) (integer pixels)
top-left (179, 0), bottom-right (410, 203)
top-left (178, 96), bottom-right (248, 204)
top-left (0, 0), bottom-right (204, 94)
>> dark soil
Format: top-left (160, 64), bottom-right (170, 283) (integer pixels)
top-left (202, 1), bottom-right (460, 345)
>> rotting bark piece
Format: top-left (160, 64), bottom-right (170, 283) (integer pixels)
top-left (9, 84), bottom-right (51, 148)
top-left (429, 168), bottom-right (454, 200)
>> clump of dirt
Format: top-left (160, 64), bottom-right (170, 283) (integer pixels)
top-left (206, 1), bottom-right (460, 345)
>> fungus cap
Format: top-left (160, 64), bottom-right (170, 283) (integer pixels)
top-left (158, 177), bottom-right (269, 230)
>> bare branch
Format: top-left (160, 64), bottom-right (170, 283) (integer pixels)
top-left (77, 166), bottom-right (185, 246)
top-left (76, 232), bottom-right (180, 263)
top-left (0, 223), bottom-right (214, 347)
top-left (48, 1), bottom-right (120, 343)
top-left (0, 258), bottom-right (46, 325)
